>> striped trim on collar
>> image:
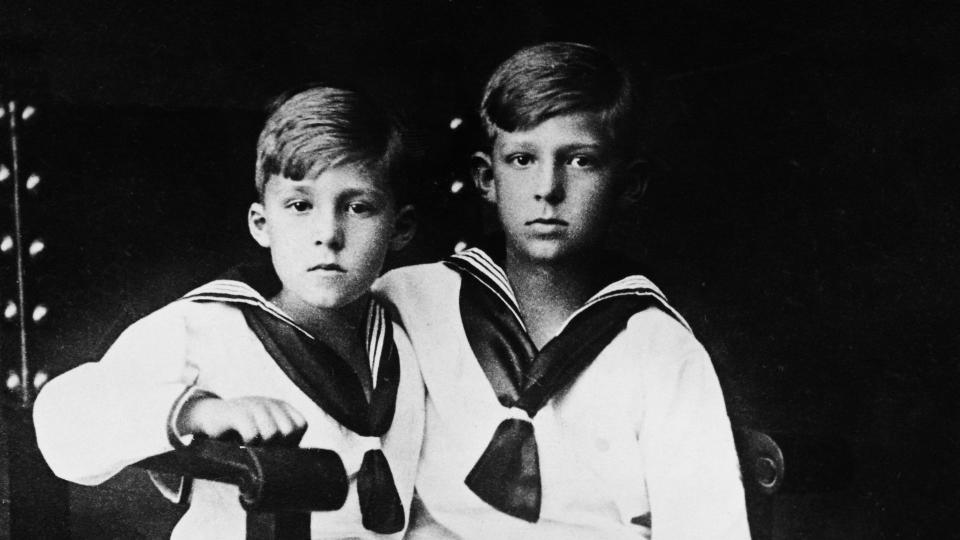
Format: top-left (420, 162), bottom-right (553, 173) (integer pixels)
top-left (445, 248), bottom-right (525, 330)
top-left (182, 279), bottom-right (391, 380)
top-left (446, 247), bottom-right (689, 335)
top-left (563, 275), bottom-right (691, 334)
top-left (182, 279), bottom-right (311, 337)
top-left (366, 298), bottom-right (388, 387)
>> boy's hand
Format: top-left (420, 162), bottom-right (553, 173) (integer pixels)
top-left (178, 396), bottom-right (307, 446)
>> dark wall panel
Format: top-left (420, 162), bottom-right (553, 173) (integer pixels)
top-left (2, 1), bottom-right (957, 538)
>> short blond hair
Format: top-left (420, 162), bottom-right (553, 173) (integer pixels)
top-left (255, 86), bottom-right (408, 202)
top-left (480, 42), bottom-right (639, 157)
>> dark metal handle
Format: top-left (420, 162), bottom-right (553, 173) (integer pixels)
top-left (136, 438), bottom-right (349, 513)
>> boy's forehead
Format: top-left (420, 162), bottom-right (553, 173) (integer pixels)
top-left (493, 112), bottom-right (608, 151)
top-left (264, 162), bottom-right (391, 195)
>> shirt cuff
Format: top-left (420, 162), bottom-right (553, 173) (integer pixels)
top-left (166, 386), bottom-right (220, 449)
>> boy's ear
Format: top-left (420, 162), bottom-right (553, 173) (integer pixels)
top-left (389, 204), bottom-right (417, 251)
top-left (248, 202), bottom-right (271, 248)
top-left (617, 158), bottom-right (650, 206)
top-left (471, 152), bottom-right (496, 204)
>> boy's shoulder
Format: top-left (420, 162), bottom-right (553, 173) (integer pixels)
top-left (95, 295), bottom-right (249, 371)
top-left (117, 271), bottom-right (268, 342)
top-left (571, 251), bottom-right (703, 359)
top-left (372, 261), bottom-right (464, 326)
top-left (374, 260), bottom-right (460, 296)
top-left (121, 295), bottom-right (246, 340)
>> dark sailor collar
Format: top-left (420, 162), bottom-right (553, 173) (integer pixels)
top-left (183, 278), bottom-right (312, 337)
top-left (444, 247), bottom-right (691, 338)
top-left (444, 247), bottom-right (691, 524)
top-left (179, 265), bottom-right (405, 533)
top-left (181, 272), bottom-right (392, 386)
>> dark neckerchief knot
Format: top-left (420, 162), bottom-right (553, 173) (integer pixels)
top-left (445, 249), bottom-right (686, 523)
top-left (182, 264), bottom-right (405, 534)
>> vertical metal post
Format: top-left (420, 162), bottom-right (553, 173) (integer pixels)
top-left (7, 100), bottom-right (31, 406)
top-left (1, 96), bottom-right (70, 538)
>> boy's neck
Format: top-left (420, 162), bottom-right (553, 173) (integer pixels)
top-left (271, 290), bottom-right (373, 398)
top-left (504, 249), bottom-right (604, 349)
top-left (273, 290), bottom-right (368, 337)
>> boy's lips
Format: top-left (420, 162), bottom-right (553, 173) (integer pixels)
top-left (526, 218), bottom-right (569, 235)
top-left (308, 263), bottom-right (346, 273)
top-left (525, 218), bottom-right (569, 226)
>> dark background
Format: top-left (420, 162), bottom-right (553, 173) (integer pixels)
top-left (2, 1), bottom-right (958, 538)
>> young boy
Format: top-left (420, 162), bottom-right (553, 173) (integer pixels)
top-left (375, 43), bottom-right (750, 539)
top-left (33, 86), bottom-right (424, 539)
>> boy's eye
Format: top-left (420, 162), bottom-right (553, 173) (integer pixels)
top-left (567, 155), bottom-right (596, 168)
top-left (346, 201), bottom-right (375, 215)
top-left (507, 154), bottom-right (534, 167)
top-left (288, 201), bottom-right (312, 212)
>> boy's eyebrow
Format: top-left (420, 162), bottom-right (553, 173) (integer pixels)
top-left (274, 183), bottom-right (313, 197)
top-left (498, 141), bottom-right (605, 153)
top-left (336, 186), bottom-right (389, 199)
top-left (556, 142), bottom-right (603, 153)
top-left (497, 140), bottom-right (538, 152)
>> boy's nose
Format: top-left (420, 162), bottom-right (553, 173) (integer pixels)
top-left (533, 164), bottom-right (565, 205)
top-left (313, 212), bottom-right (344, 249)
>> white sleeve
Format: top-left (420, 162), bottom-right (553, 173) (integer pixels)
top-left (634, 311), bottom-right (751, 540)
top-left (33, 303), bottom-right (200, 486)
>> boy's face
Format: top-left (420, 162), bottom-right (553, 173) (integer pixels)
top-left (248, 163), bottom-right (413, 320)
top-left (475, 112), bottom-right (626, 264)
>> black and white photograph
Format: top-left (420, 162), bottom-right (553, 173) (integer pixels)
top-left (1, 1), bottom-right (957, 538)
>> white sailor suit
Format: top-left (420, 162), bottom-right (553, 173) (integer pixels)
top-left (374, 248), bottom-right (749, 540)
top-left (34, 267), bottom-right (424, 540)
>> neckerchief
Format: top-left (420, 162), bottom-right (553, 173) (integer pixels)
top-left (444, 248), bottom-right (688, 523)
top-left (182, 265), bottom-right (405, 534)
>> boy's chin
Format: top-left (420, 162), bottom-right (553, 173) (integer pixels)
top-left (298, 288), bottom-right (368, 311)
top-left (509, 241), bottom-right (580, 265)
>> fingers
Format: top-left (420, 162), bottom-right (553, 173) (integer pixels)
top-left (180, 395), bottom-right (309, 446)
top-left (276, 401), bottom-right (308, 446)
top-left (225, 397), bottom-right (308, 446)
top-left (230, 407), bottom-right (262, 445)
top-left (280, 401), bottom-right (307, 432)
top-left (246, 404), bottom-right (279, 445)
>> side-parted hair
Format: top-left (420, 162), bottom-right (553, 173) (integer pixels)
top-left (480, 42), bottom-right (639, 158)
top-left (255, 85), bottom-right (408, 202)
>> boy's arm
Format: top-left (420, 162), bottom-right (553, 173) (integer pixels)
top-left (176, 394), bottom-right (306, 446)
top-left (33, 304), bottom-right (199, 485)
top-left (634, 311), bottom-right (751, 540)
